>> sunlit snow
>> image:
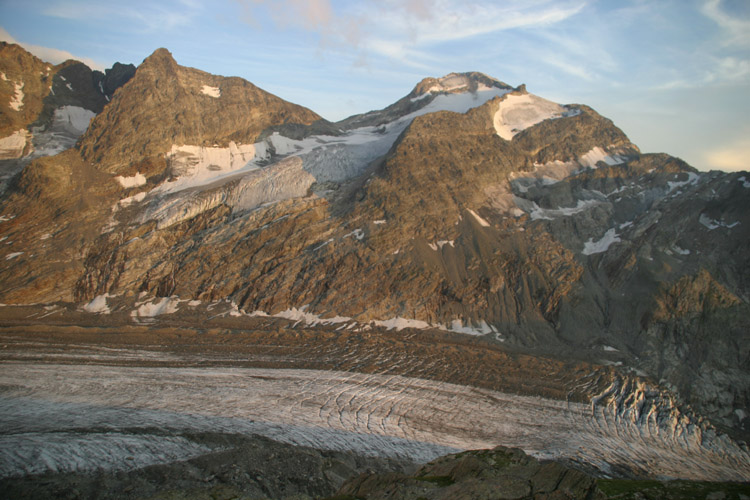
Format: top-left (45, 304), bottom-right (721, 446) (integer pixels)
top-left (578, 147), bottom-right (626, 168)
top-left (158, 142), bottom-right (259, 194)
top-left (493, 93), bottom-right (567, 140)
top-left (201, 85), bottom-right (220, 98)
top-left (428, 240), bottom-right (454, 251)
top-left (0, 130), bottom-right (28, 159)
top-left (115, 173), bottom-right (147, 189)
top-left (83, 294), bottom-right (111, 314)
top-left (118, 192), bottom-right (146, 208)
top-left (131, 297), bottom-right (179, 319)
top-left (9, 81), bottom-right (24, 111)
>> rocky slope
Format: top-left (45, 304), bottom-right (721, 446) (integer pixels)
top-left (0, 47), bottom-right (748, 461)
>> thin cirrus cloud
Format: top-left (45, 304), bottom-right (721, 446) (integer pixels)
top-left (369, 0), bottom-right (587, 44)
top-left (238, 0), bottom-right (587, 67)
top-left (42, 0), bottom-right (202, 33)
top-left (701, 0), bottom-right (750, 47)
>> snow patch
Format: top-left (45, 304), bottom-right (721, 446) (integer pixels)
top-left (448, 320), bottom-right (494, 336)
top-left (667, 172), bottom-right (700, 192)
top-left (9, 81), bottom-right (24, 111)
top-left (738, 176), bottom-right (750, 188)
top-left (83, 294), bottom-right (112, 314)
top-left (493, 93), bottom-right (566, 140)
top-left (53, 106), bottom-right (96, 133)
top-left (578, 147), bottom-right (625, 169)
top-left (131, 297), bottom-right (180, 319)
top-left (201, 85), bottom-right (220, 98)
top-left (0, 129), bottom-right (28, 159)
top-left (160, 142), bottom-right (259, 194)
top-left (65, 82), bottom-right (73, 92)
top-left (373, 220), bottom-right (386, 225)
top-left (5, 252), bottom-right (23, 260)
top-left (272, 306), bottom-right (352, 327)
top-left (374, 318), bottom-right (432, 331)
top-left (343, 228), bottom-right (365, 240)
top-left (428, 240), bottom-right (454, 251)
top-left (699, 214), bottom-right (740, 230)
top-left (518, 198), bottom-right (600, 221)
top-left (583, 228), bottom-right (620, 255)
top-left (115, 172), bottom-right (147, 189)
top-left (468, 209), bottom-right (490, 227)
top-left (118, 192), bottom-right (146, 208)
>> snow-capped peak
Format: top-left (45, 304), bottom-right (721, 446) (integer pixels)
top-left (411, 72), bottom-right (511, 99)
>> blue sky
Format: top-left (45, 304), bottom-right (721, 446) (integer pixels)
top-left (1, 0), bottom-right (748, 171)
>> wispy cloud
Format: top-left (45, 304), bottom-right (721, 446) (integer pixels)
top-left (368, 0), bottom-right (586, 44)
top-left (43, 0), bottom-right (202, 33)
top-left (0, 26), bottom-right (105, 69)
top-left (237, 0), bottom-right (586, 69)
top-left (701, 0), bottom-right (750, 47)
top-left (651, 55), bottom-right (750, 90)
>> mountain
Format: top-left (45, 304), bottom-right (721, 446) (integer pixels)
top-left (0, 46), bottom-right (749, 484)
top-left (0, 41), bottom-right (135, 189)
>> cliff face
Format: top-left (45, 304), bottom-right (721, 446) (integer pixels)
top-left (0, 50), bottom-right (748, 438)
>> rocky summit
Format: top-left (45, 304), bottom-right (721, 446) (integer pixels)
top-left (0, 45), bottom-right (749, 493)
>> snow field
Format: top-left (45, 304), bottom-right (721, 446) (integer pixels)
top-left (493, 93), bottom-right (567, 140)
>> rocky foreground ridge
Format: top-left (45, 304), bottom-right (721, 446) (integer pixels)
top-left (0, 45), bottom-right (749, 450)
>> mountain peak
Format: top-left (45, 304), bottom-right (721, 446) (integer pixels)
top-left (411, 71), bottom-right (511, 97)
top-left (140, 47), bottom-right (177, 70)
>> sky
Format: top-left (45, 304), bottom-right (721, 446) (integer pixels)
top-left (1, 0), bottom-right (749, 172)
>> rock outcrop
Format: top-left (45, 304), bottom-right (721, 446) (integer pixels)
top-left (333, 446), bottom-right (604, 500)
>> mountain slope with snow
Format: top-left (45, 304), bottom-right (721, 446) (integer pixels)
top-left (0, 47), bottom-right (749, 482)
